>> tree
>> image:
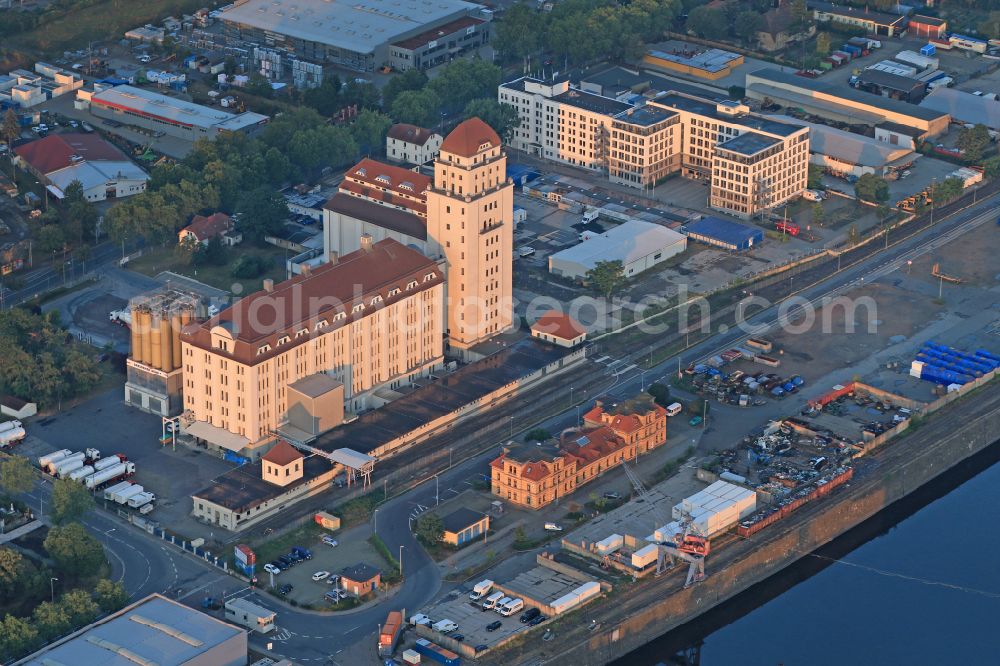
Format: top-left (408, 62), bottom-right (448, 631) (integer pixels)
top-left (815, 32), bottom-right (831, 56)
top-left (59, 589), bottom-right (99, 627)
top-left (44, 524), bottom-right (106, 578)
top-left (382, 69), bottom-right (429, 110)
top-left (524, 428), bottom-right (551, 442)
top-left (931, 177), bottom-right (965, 204)
top-left (62, 180), bottom-right (98, 242)
top-left (808, 164), bottom-right (824, 190)
top-left (390, 89), bottom-right (441, 128)
top-left (493, 1), bottom-right (542, 63)
top-left (647, 382), bottom-right (671, 407)
top-left (426, 59), bottom-right (501, 115)
top-left (236, 187), bottom-right (288, 242)
top-left (983, 155), bottom-right (1000, 179)
top-left (200, 235), bottom-right (228, 267)
top-left (854, 173), bottom-right (889, 205)
top-left (94, 579), bottom-right (128, 613)
top-left (789, 0), bottom-right (810, 30)
top-left (302, 74), bottom-right (344, 116)
top-left (847, 224), bottom-right (859, 246)
top-left (0, 614), bottom-right (38, 661)
top-left (415, 512), bottom-right (444, 546)
top-left (0, 455), bottom-right (35, 495)
top-left (175, 234), bottom-right (201, 266)
top-left (245, 72), bottom-right (274, 99)
top-left (957, 123), bottom-right (991, 163)
top-left (32, 601), bottom-right (71, 642)
top-left (341, 79), bottom-right (381, 110)
top-left (350, 109), bottom-right (392, 155)
top-left (35, 224), bottom-right (65, 255)
top-left (0, 548), bottom-right (27, 597)
top-left (733, 10), bottom-right (762, 45)
top-left (2, 108), bottom-right (19, 148)
top-left (586, 260), bottom-right (626, 300)
top-left (49, 479), bottom-right (94, 526)
top-left (686, 6), bottom-right (727, 38)
top-left (462, 99), bottom-right (521, 143)
top-left (811, 202), bottom-right (825, 227)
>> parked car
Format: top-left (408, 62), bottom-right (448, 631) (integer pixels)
top-left (271, 559), bottom-right (288, 571)
top-left (277, 583), bottom-right (293, 596)
top-left (278, 555), bottom-right (295, 568)
top-left (518, 246), bottom-right (536, 258)
top-left (689, 416), bottom-right (703, 427)
top-left (602, 491), bottom-right (622, 500)
top-left (322, 535), bottom-right (339, 547)
top-left (529, 614), bottom-right (548, 626)
top-left (312, 571), bottom-right (330, 581)
top-left (409, 613), bottom-right (432, 627)
top-left (520, 608), bottom-right (541, 623)
top-left (544, 523), bottom-right (563, 531)
top-left (451, 633), bottom-right (465, 642)
top-left (486, 620), bottom-right (503, 632)
top-left (475, 644), bottom-right (488, 653)
top-left (263, 563), bottom-right (281, 575)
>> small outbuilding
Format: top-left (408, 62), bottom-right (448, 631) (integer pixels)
top-left (684, 217), bottom-right (763, 251)
top-left (531, 311), bottom-right (587, 348)
top-left (440, 507), bottom-right (490, 546)
top-left (1, 395), bottom-right (36, 420)
top-left (340, 563), bottom-right (382, 597)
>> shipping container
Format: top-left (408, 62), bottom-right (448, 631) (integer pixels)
top-left (631, 544), bottom-right (659, 568)
top-left (594, 534), bottom-right (624, 555)
top-left (754, 354), bottom-right (781, 367)
top-left (414, 639), bottom-right (461, 666)
top-left (893, 49), bottom-right (938, 71)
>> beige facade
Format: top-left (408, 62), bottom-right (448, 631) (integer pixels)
top-left (648, 96), bottom-right (809, 219)
top-left (179, 240), bottom-right (445, 447)
top-left (386, 123), bottom-right (443, 165)
top-left (425, 118), bottom-right (514, 351)
top-left (500, 77), bottom-right (808, 215)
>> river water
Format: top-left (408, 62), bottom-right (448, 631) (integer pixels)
top-left (615, 440), bottom-right (1000, 666)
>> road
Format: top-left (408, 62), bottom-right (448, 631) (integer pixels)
top-left (0, 239), bottom-right (139, 309)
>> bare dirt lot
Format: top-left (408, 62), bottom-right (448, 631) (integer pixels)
top-left (910, 221), bottom-right (1000, 288)
top-left (750, 282), bottom-right (946, 382)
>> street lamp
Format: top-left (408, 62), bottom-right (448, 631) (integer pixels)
top-left (509, 415), bottom-right (514, 438)
top-left (50, 577), bottom-right (58, 603)
top-left (373, 509), bottom-right (378, 535)
top-left (399, 545), bottom-right (405, 577)
top-left (435, 475), bottom-right (439, 506)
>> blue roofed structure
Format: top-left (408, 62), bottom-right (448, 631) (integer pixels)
top-left (684, 216), bottom-right (763, 251)
top-left (507, 163), bottom-right (541, 186)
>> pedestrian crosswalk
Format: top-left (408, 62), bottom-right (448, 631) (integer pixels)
top-left (593, 355), bottom-right (640, 377)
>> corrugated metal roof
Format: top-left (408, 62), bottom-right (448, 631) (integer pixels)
top-left (684, 217), bottom-right (763, 247)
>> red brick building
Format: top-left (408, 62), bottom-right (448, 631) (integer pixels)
top-left (490, 395), bottom-right (667, 509)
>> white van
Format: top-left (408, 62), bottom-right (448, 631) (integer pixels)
top-left (518, 246), bottom-right (536, 258)
top-left (492, 596), bottom-right (513, 613)
top-left (665, 402), bottom-right (683, 417)
top-left (482, 591), bottom-right (505, 611)
top-left (409, 613), bottom-right (432, 626)
top-left (498, 598), bottom-right (524, 616)
top-left (433, 619), bottom-right (458, 634)
top-left (470, 579), bottom-right (494, 600)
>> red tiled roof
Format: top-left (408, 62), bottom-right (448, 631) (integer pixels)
top-left (386, 123), bottom-right (438, 146)
top-left (531, 311), bottom-right (586, 341)
top-left (14, 133), bottom-right (127, 174)
top-left (339, 180), bottom-right (427, 216)
top-left (582, 401), bottom-right (667, 435)
top-left (262, 440), bottom-right (303, 466)
top-left (344, 158), bottom-right (430, 202)
top-left (180, 238), bottom-right (442, 365)
top-left (560, 427), bottom-right (625, 465)
top-left (440, 118), bottom-right (500, 158)
top-left (181, 212), bottom-right (232, 242)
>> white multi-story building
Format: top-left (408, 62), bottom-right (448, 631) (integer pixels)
top-left (386, 123), bottom-right (443, 165)
top-left (648, 94), bottom-right (809, 218)
top-left (499, 77), bottom-right (809, 218)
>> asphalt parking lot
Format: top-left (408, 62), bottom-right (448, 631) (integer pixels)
top-left (261, 536), bottom-right (385, 606)
top-left (422, 592), bottom-right (535, 651)
top-left (17, 389), bottom-right (235, 530)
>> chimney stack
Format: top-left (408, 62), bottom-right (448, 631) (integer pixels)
top-left (263, 278), bottom-right (274, 293)
top-left (360, 233), bottom-right (373, 251)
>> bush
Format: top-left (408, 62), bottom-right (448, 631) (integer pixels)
top-left (524, 428), bottom-right (551, 442)
top-left (230, 255), bottom-right (270, 279)
top-left (647, 382), bottom-right (671, 407)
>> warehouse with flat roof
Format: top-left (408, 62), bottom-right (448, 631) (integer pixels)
top-left (220, 0), bottom-right (488, 73)
top-left (85, 85), bottom-right (268, 140)
top-left (17, 593), bottom-right (247, 665)
top-left (919, 88), bottom-right (1000, 132)
top-left (684, 217), bottom-right (763, 251)
top-left (767, 115), bottom-right (915, 177)
top-left (549, 220), bottom-right (687, 280)
top-left (745, 68), bottom-right (949, 135)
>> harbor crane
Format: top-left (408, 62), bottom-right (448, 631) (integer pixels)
top-left (620, 461), bottom-right (711, 587)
